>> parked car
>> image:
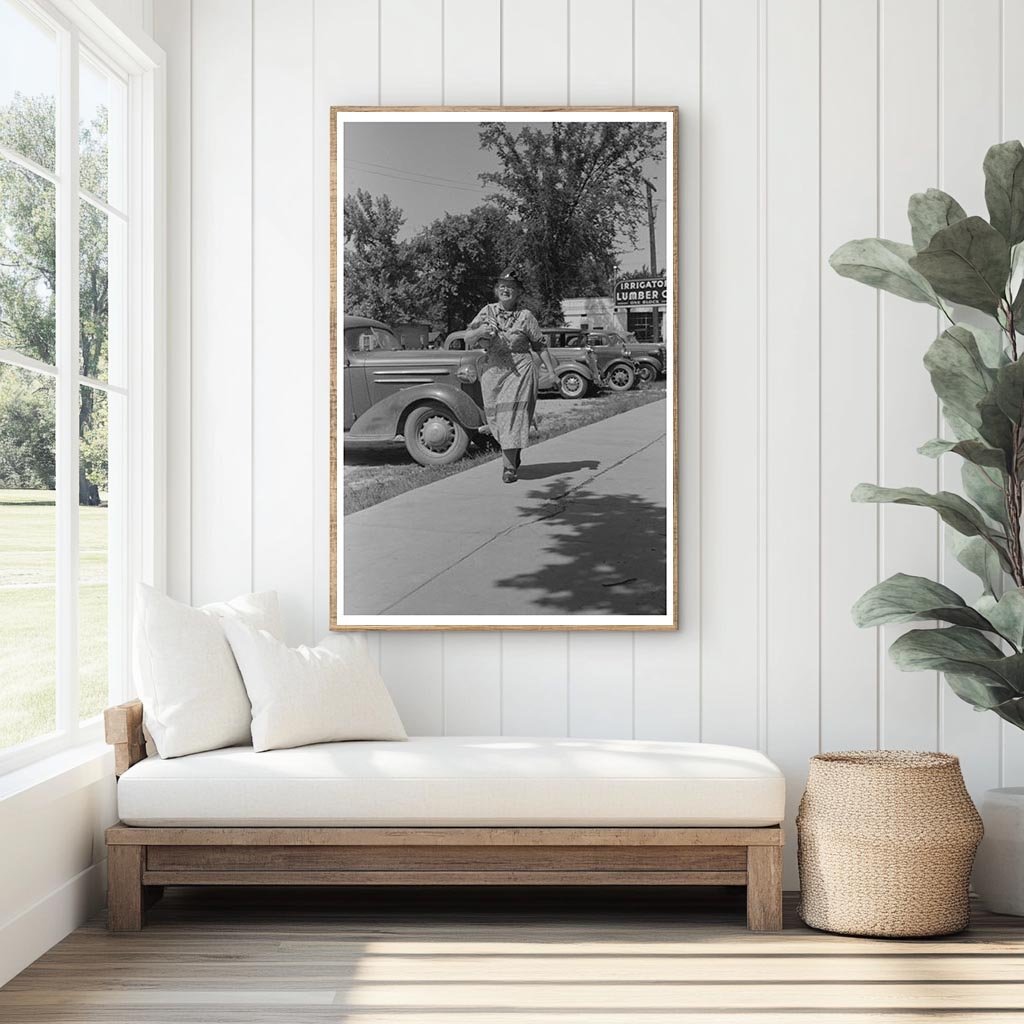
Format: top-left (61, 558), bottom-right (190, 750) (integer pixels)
top-left (542, 329), bottom-right (638, 393)
top-left (599, 330), bottom-right (666, 384)
top-left (343, 316), bottom-right (488, 466)
top-left (442, 330), bottom-right (601, 401)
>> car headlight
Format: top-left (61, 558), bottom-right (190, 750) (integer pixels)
top-left (456, 363), bottom-right (478, 383)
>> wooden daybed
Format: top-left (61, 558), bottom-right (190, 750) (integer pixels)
top-left (104, 700), bottom-right (785, 932)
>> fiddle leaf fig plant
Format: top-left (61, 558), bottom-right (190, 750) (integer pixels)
top-left (833, 140), bottom-right (1024, 731)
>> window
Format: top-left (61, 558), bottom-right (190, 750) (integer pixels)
top-left (345, 326), bottom-right (400, 353)
top-left (0, 0), bottom-right (160, 771)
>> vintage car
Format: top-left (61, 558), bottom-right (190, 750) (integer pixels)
top-left (614, 331), bottom-right (667, 383)
top-left (442, 330), bottom-right (602, 401)
top-left (343, 316), bottom-right (487, 466)
top-left (542, 329), bottom-right (638, 393)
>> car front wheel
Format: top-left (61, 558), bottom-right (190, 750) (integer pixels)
top-left (403, 402), bottom-right (470, 466)
top-left (605, 362), bottom-right (637, 392)
top-left (636, 362), bottom-right (657, 385)
top-left (558, 370), bottom-right (589, 400)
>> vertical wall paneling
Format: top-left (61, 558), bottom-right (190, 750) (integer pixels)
top-left (568, 0), bottom-right (632, 103)
top-left (380, 633), bottom-right (446, 734)
top-left (439, 0), bottom-right (504, 735)
top-left (568, 633), bottom-right (634, 739)
top-left (444, 638), bottom-right (502, 734)
top-left (764, 0), bottom-right (821, 881)
top-left (501, 632), bottom-right (569, 736)
top-left (877, 0), bottom-right (941, 751)
top-left (1001, 0), bottom-right (1024, 786)
top-left (698, 0), bottom-right (761, 749)
top-left (380, 0), bottom-right (443, 105)
top-left (442, 0), bottom-right (501, 106)
top-left (153, 0), bottom-right (190, 604)
top-left (819, 0), bottom-right (879, 752)
top-left (501, 0), bottom-right (568, 104)
top-left (630, 0), bottom-right (700, 743)
top-left (253, 0), bottom-right (316, 645)
top-left (938, 0), bottom-right (1002, 794)
top-left (312, 0), bottom-right (380, 648)
top-left (165, 0), bottom-right (1024, 892)
top-left (189, 0), bottom-right (253, 605)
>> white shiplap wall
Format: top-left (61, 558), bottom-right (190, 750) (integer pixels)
top-left (153, 0), bottom-right (1024, 884)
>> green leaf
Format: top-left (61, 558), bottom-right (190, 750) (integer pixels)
top-left (944, 671), bottom-right (1024, 714)
top-left (993, 358), bottom-right (1024, 423)
top-left (852, 573), bottom-right (994, 630)
top-left (909, 216), bottom-right (1011, 314)
top-left (908, 188), bottom-right (968, 251)
top-left (977, 589), bottom-right (1024, 649)
top-left (923, 325), bottom-right (997, 427)
top-left (966, 322), bottom-right (1011, 368)
top-left (977, 391), bottom-right (1016, 458)
top-left (984, 140), bottom-right (1024, 246)
top-left (851, 483), bottom-right (1011, 571)
top-left (889, 627), bottom-right (1024, 706)
top-left (830, 238), bottom-right (943, 307)
top-left (918, 437), bottom-right (1007, 470)
top-left (962, 461), bottom-right (1009, 527)
top-left (942, 407), bottom-right (983, 442)
top-left (950, 533), bottom-right (1004, 596)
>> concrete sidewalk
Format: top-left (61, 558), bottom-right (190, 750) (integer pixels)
top-left (342, 399), bottom-right (668, 616)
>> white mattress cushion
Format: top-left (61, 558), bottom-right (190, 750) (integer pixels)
top-left (117, 736), bottom-right (786, 827)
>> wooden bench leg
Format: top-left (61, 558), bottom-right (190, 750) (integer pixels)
top-left (746, 845), bottom-right (783, 931)
top-left (108, 845), bottom-right (145, 932)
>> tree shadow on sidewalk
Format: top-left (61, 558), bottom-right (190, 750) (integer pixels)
top-left (494, 479), bottom-right (668, 615)
top-left (515, 460), bottom-right (600, 481)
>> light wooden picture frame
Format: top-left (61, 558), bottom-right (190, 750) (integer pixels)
top-left (330, 106), bottom-right (679, 631)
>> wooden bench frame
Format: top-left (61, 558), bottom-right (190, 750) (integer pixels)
top-left (104, 700), bottom-right (784, 932)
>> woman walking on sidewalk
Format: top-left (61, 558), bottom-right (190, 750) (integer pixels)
top-left (464, 268), bottom-right (558, 483)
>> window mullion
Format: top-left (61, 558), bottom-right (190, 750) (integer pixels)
top-left (55, 24), bottom-right (81, 735)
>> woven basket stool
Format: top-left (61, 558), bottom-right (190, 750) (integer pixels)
top-left (797, 751), bottom-right (983, 937)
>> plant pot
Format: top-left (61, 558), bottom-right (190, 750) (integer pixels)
top-left (973, 787), bottom-right (1024, 916)
top-left (797, 751), bottom-right (983, 937)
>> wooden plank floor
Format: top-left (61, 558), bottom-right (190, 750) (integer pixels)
top-left (3, 886), bottom-right (1024, 1022)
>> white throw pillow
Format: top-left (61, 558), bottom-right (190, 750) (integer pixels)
top-left (133, 584), bottom-right (283, 758)
top-left (223, 622), bottom-right (407, 752)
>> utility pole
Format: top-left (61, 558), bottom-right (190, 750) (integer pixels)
top-left (643, 177), bottom-right (660, 343)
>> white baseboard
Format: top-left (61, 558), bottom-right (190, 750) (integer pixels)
top-left (0, 859), bottom-right (107, 987)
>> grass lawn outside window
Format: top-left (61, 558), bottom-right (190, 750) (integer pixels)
top-left (0, 489), bottom-right (108, 750)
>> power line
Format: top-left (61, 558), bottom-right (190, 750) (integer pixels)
top-left (344, 160), bottom-right (489, 195)
top-left (343, 164), bottom-right (486, 195)
top-left (347, 158), bottom-right (485, 190)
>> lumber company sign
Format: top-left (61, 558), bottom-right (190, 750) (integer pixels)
top-left (614, 277), bottom-right (667, 306)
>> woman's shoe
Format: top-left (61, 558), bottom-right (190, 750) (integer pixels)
top-left (502, 468), bottom-right (517, 484)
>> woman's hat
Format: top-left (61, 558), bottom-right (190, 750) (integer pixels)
top-left (497, 266), bottom-right (525, 288)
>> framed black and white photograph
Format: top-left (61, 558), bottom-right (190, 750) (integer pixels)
top-left (330, 107), bottom-right (678, 630)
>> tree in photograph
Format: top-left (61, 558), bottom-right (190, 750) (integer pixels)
top-left (0, 93), bottom-right (109, 503)
top-left (342, 188), bottom-right (420, 324)
top-left (618, 265), bottom-right (667, 280)
top-left (409, 204), bottom-right (523, 335)
top-left (478, 121), bottom-right (667, 324)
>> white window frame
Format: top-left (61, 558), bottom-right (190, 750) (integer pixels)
top-left (0, 0), bottom-right (164, 776)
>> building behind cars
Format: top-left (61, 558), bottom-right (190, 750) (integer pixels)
top-left (560, 275), bottom-right (668, 343)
